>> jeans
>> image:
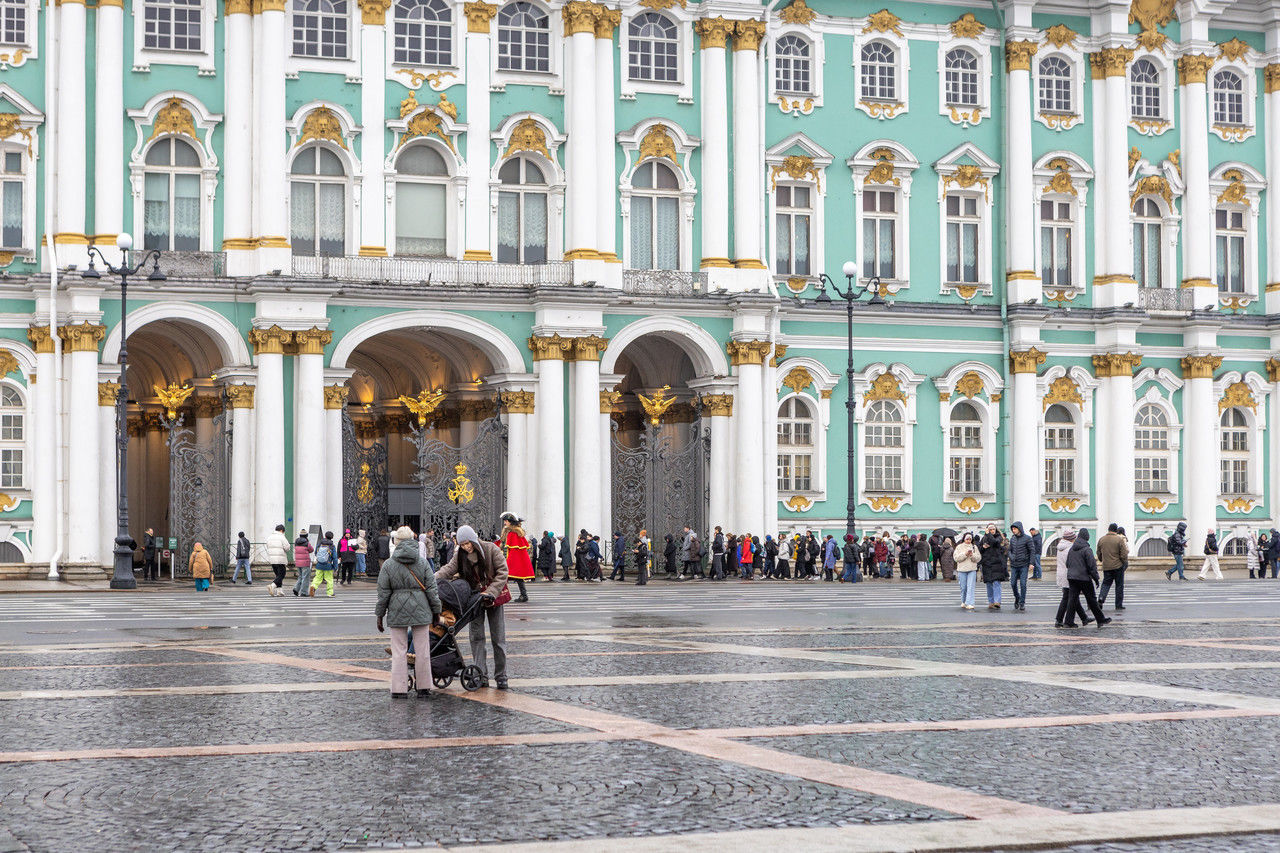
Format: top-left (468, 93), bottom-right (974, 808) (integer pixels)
top-left (1030, 554), bottom-right (1042, 580)
top-left (986, 581), bottom-right (1003, 605)
top-left (293, 566), bottom-right (313, 595)
top-left (878, 561), bottom-right (890, 579)
top-left (1099, 568), bottom-right (1125, 608)
top-left (1269, 556), bottom-right (1279, 579)
top-left (1010, 565), bottom-right (1028, 608)
top-left (609, 560), bottom-right (626, 581)
top-left (1167, 554), bottom-right (1185, 579)
top-left (841, 561), bottom-right (858, 583)
top-left (469, 605), bottom-right (507, 685)
top-left (356, 553), bottom-right (366, 575)
top-left (765, 556), bottom-right (776, 578)
top-left (232, 558), bottom-right (252, 583)
top-left (958, 571), bottom-right (976, 606)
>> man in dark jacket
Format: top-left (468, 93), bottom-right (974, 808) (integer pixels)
top-left (557, 535), bottom-right (573, 581)
top-left (1165, 521), bottom-right (1188, 580)
top-left (1096, 523), bottom-right (1129, 611)
top-left (609, 532), bottom-right (627, 581)
top-left (841, 535), bottom-right (860, 583)
top-left (232, 531), bottom-right (252, 585)
top-left (1267, 528), bottom-right (1280, 579)
top-left (1064, 529), bottom-right (1110, 629)
top-left (978, 525), bottom-right (1008, 609)
top-left (634, 530), bottom-right (650, 586)
top-left (538, 532), bottom-right (556, 580)
top-left (1007, 522), bottom-right (1033, 611)
top-left (711, 526), bottom-right (725, 580)
top-left (1029, 526), bottom-right (1044, 580)
top-left (143, 529), bottom-right (159, 582)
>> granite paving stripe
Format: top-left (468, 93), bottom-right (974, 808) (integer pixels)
top-left (0, 680), bottom-right (386, 701)
top-left (0, 662), bottom-right (373, 691)
top-left (508, 651), bottom-right (875, 678)
top-left (851, 643), bottom-right (1280, 667)
top-left (198, 645), bottom-right (387, 680)
top-left (1095, 667), bottom-right (1280, 699)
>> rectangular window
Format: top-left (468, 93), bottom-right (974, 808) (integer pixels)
top-left (293, 0), bottom-right (348, 59)
top-left (1044, 457), bottom-right (1075, 495)
top-left (865, 454), bottom-right (902, 492)
top-left (1, 151), bottom-right (21, 249)
top-left (1220, 459), bottom-right (1249, 495)
top-left (1215, 208), bottom-right (1246, 293)
top-left (1134, 458), bottom-right (1169, 494)
top-left (1039, 199), bottom-right (1072, 287)
top-left (395, 182), bottom-right (446, 256)
top-left (0, 447), bottom-right (20, 489)
top-left (862, 190), bottom-right (896, 279)
top-left (144, 0), bottom-right (203, 51)
top-left (949, 425), bottom-right (980, 449)
top-left (778, 453), bottom-right (812, 492)
top-left (0, 0), bottom-right (25, 46)
top-left (948, 457), bottom-right (981, 494)
top-left (944, 193), bottom-right (979, 284)
top-left (0, 412), bottom-right (20, 441)
top-left (774, 185), bottom-right (811, 276)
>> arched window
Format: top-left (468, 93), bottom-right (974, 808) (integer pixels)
top-left (290, 146), bottom-right (347, 257)
top-left (394, 144), bottom-right (448, 256)
top-left (1214, 205), bottom-right (1246, 293)
top-left (1038, 55), bottom-right (1072, 113)
top-left (497, 2), bottom-right (549, 73)
top-left (1223, 536), bottom-right (1249, 556)
top-left (861, 42), bottom-right (897, 101)
top-left (628, 12), bottom-right (678, 82)
top-left (144, 0), bottom-right (203, 51)
top-left (943, 48), bottom-right (979, 107)
top-left (630, 160), bottom-right (679, 270)
top-left (393, 0), bottom-right (451, 66)
top-left (777, 397), bottom-right (814, 492)
top-left (143, 137), bottom-right (201, 252)
top-left (1220, 408), bottom-right (1249, 496)
top-left (865, 400), bottom-right (904, 492)
top-left (0, 0), bottom-right (29, 46)
top-left (774, 183), bottom-right (811, 276)
top-left (0, 540), bottom-right (20, 562)
top-left (292, 0), bottom-right (349, 58)
top-left (0, 148), bottom-right (25, 249)
top-left (1137, 537), bottom-right (1169, 557)
top-left (0, 385), bottom-right (23, 490)
top-left (947, 401), bottom-right (982, 495)
top-left (775, 34), bottom-right (812, 95)
top-left (496, 156), bottom-right (547, 264)
top-left (1044, 403), bottom-right (1076, 495)
top-left (1130, 58), bottom-right (1161, 119)
top-left (1134, 404), bottom-right (1170, 495)
top-left (1213, 69), bottom-right (1244, 126)
top-left (1133, 197), bottom-right (1163, 288)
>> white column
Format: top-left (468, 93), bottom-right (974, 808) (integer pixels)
top-left (1109, 369), bottom-right (1137, 536)
top-left (98, 380), bottom-right (117, 567)
top-left (93, 0), bottom-right (124, 245)
top-left (324, 390), bottom-right (343, 533)
top-left (1009, 349), bottom-right (1043, 536)
top-left (761, 348), bottom-right (779, 536)
top-left (55, 0), bottom-right (88, 262)
top-left (730, 20), bottom-right (765, 268)
top-left (255, 2), bottom-right (291, 266)
top-left (1266, 63), bottom-right (1280, 312)
top-left (731, 343), bottom-right (765, 534)
top-left (227, 386), bottom-right (256, 548)
top-left (1089, 59), bottom-right (1109, 279)
top-left (532, 340), bottom-right (566, 535)
top-left (250, 330), bottom-right (287, 536)
top-left (594, 9), bottom-right (620, 261)
top-left (222, 3), bottom-right (253, 271)
top-left (1180, 54), bottom-right (1216, 309)
top-left (1095, 47), bottom-right (1136, 308)
top-left (292, 331), bottom-right (328, 531)
top-left (569, 340), bottom-right (602, 536)
top-left (504, 406), bottom-right (529, 520)
top-left (463, 3), bottom-right (496, 259)
top-left (563, 4), bottom-right (598, 259)
top-left (1181, 355), bottom-right (1221, 564)
top-left (62, 327), bottom-right (103, 565)
top-left (1269, 357), bottom-right (1280, 529)
top-left (28, 331), bottom-right (55, 563)
top-left (1005, 40), bottom-right (1040, 302)
top-left (359, 2), bottom-right (387, 257)
top-left (695, 18), bottom-right (731, 269)
top-left (706, 397), bottom-right (733, 532)
top-left (598, 400), bottom-right (612, 539)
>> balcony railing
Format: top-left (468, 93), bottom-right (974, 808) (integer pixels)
top-left (1138, 287), bottom-right (1194, 312)
top-left (160, 251), bottom-right (226, 278)
top-left (291, 255), bottom-right (573, 286)
top-left (621, 268), bottom-right (709, 296)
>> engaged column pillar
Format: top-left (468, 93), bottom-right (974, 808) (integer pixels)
top-left (59, 323), bottom-right (106, 565)
top-left (1008, 348), bottom-right (1046, 536)
top-left (249, 327), bottom-right (290, 536)
top-left (695, 17), bottom-right (732, 269)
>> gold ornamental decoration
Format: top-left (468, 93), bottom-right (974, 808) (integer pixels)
top-left (323, 385), bottom-right (349, 410)
top-left (1044, 24), bottom-right (1077, 49)
top-left (97, 381), bottom-right (120, 406)
top-left (698, 393), bottom-right (733, 417)
top-left (863, 9), bottom-right (903, 37)
top-left (356, 462), bottom-right (375, 504)
top-left (769, 155), bottom-right (820, 190)
top-left (1044, 159), bottom-right (1077, 196)
top-left (561, 1), bottom-right (599, 36)
top-left (731, 19), bottom-right (766, 52)
top-left (1218, 381), bottom-right (1258, 414)
top-left (867, 149), bottom-right (899, 186)
top-left (26, 326), bottom-right (53, 354)
top-left (638, 385), bottom-right (678, 426)
top-left (638, 124), bottom-right (679, 164)
top-left (860, 100), bottom-right (905, 119)
top-left (155, 383), bottom-right (194, 420)
top-left (594, 8), bottom-right (620, 39)
top-left (784, 495), bottom-right (813, 512)
top-left (1128, 146), bottom-right (1142, 175)
top-left (1092, 352), bottom-right (1143, 378)
top-left (448, 463), bottom-right (475, 504)
top-left (954, 371), bottom-right (984, 399)
top-left (1042, 376), bottom-right (1083, 411)
top-left (599, 389), bottom-right (623, 413)
top-left (147, 98), bottom-right (198, 142)
top-left (782, 366), bottom-right (814, 395)
top-left (1005, 40), bottom-right (1038, 72)
top-left (694, 18), bottom-right (733, 50)
top-left (1217, 170), bottom-right (1249, 207)
top-left (863, 373), bottom-right (906, 406)
top-left (867, 495), bottom-right (902, 512)
top-left (778, 0), bottom-right (816, 26)
top-left (463, 0), bottom-right (497, 33)
top-left (1177, 54), bottom-right (1214, 86)
top-left (0, 349), bottom-right (17, 378)
top-left (640, 0), bottom-right (684, 9)
top-left (1135, 28), bottom-right (1168, 53)
top-left (1131, 175), bottom-right (1173, 209)
top-left (569, 335), bottom-right (608, 362)
top-left (503, 118), bottom-right (550, 159)
top-left (1267, 357), bottom-right (1280, 383)
top-left (225, 385), bottom-right (255, 409)
top-left (292, 327), bottom-right (332, 355)
top-left (1129, 0), bottom-right (1176, 35)
top-left (1096, 46), bottom-right (1134, 78)
top-left (358, 0), bottom-right (391, 25)
top-left (950, 13), bottom-right (985, 39)
top-left (57, 323), bottom-right (106, 353)
top-left (298, 108), bottom-right (347, 148)
top-left (399, 388), bottom-right (447, 428)
top-left (1046, 497), bottom-right (1080, 512)
top-left (1218, 37), bottom-right (1251, 63)
top-left (1139, 497), bottom-right (1168, 513)
top-left (726, 340), bottom-right (772, 366)
top-left (956, 496), bottom-right (981, 515)
top-left (942, 165), bottom-right (989, 200)
top-left (498, 390), bottom-right (535, 415)
top-left (248, 325), bottom-right (291, 356)
top-left (436, 92), bottom-right (458, 120)
top-left (0, 114), bottom-right (33, 155)
top-left (399, 91), bottom-right (418, 118)
top-left (771, 344), bottom-right (788, 367)
top-left (1223, 497), bottom-right (1255, 513)
top-left (400, 107), bottom-right (455, 152)
top-left (528, 334), bottom-right (573, 361)
top-left (1180, 355), bottom-right (1222, 380)
top-left (1266, 65), bottom-right (1280, 95)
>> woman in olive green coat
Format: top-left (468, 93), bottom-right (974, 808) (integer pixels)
top-left (376, 526), bottom-right (441, 698)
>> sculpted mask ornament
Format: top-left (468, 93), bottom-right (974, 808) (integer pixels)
top-left (954, 371), bottom-right (984, 399)
top-left (1128, 0), bottom-right (1176, 34)
top-left (147, 98), bottom-right (198, 142)
top-left (1217, 170), bottom-right (1250, 207)
top-left (778, 0), bottom-right (816, 26)
top-left (1131, 175), bottom-right (1173, 208)
top-left (1041, 376), bottom-right (1083, 411)
top-left (1218, 37), bottom-right (1250, 63)
top-left (863, 373), bottom-right (906, 406)
top-left (782, 366), bottom-right (814, 395)
top-left (1043, 24), bottom-right (1077, 50)
top-left (638, 124), bottom-right (679, 164)
top-left (298, 106), bottom-right (347, 149)
top-left (770, 155), bottom-right (820, 190)
top-left (504, 118), bottom-right (550, 159)
top-left (1044, 159), bottom-right (1077, 196)
top-left (950, 13), bottom-right (985, 39)
top-left (1218, 381), bottom-right (1258, 414)
top-left (867, 149), bottom-right (899, 186)
top-left (862, 9), bottom-right (903, 37)
top-left (0, 349), bottom-right (17, 378)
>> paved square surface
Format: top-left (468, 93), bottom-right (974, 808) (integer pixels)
top-left (1, 576), bottom-right (1279, 851)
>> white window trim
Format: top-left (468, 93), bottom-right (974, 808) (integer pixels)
top-left (1209, 60), bottom-right (1256, 142)
top-left (934, 360), bottom-right (1003, 511)
top-left (853, 362), bottom-right (923, 511)
top-left (619, 6), bottom-right (693, 102)
top-left (616, 119), bottom-right (698, 271)
top-left (768, 24), bottom-right (823, 115)
top-left (1032, 48), bottom-right (1084, 130)
top-left (386, 0), bottom-right (464, 84)
top-left (1128, 155), bottom-right (1184, 290)
top-left (490, 0), bottom-right (562, 93)
top-left (934, 142), bottom-right (999, 298)
top-left (127, 92), bottom-right (221, 252)
top-left (0, 0), bottom-right (37, 59)
top-left (765, 132), bottom-right (831, 287)
top-left (1036, 365), bottom-right (1097, 512)
top-left (848, 139), bottom-right (917, 295)
top-left (1132, 375), bottom-right (1183, 506)
top-left (286, 140), bottom-right (361, 257)
top-left (131, 0), bottom-right (216, 74)
top-left (286, 0), bottom-right (361, 78)
top-left (1130, 50), bottom-right (1174, 136)
top-left (488, 112), bottom-right (566, 261)
top-left (1214, 370), bottom-right (1269, 508)
top-left (0, 377), bottom-right (28, 495)
top-left (0, 85), bottom-right (41, 259)
top-left (775, 392), bottom-right (819, 495)
top-left (385, 138), bottom-right (466, 258)
top-left (853, 30), bottom-right (909, 120)
top-left (1208, 162), bottom-right (1264, 303)
top-left (1032, 151), bottom-right (1093, 293)
top-left (774, 356), bottom-right (838, 503)
top-left (936, 37), bottom-right (993, 127)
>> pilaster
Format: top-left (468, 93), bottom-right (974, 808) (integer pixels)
top-left (223, 0), bottom-right (255, 274)
top-left (463, 2), bottom-right (498, 259)
top-left (730, 20), bottom-right (766, 269)
top-left (27, 326), bottom-right (56, 563)
top-left (529, 334), bottom-right (570, 536)
top-left (358, 0), bottom-right (390, 256)
top-left (1004, 40), bottom-right (1040, 302)
top-left (253, 0), bottom-right (291, 271)
top-left (562, 1), bottom-right (600, 260)
top-left (94, 0), bottom-right (125, 247)
top-left (53, 0), bottom-right (89, 269)
top-left (1009, 346), bottom-right (1045, 533)
top-left (1091, 352), bottom-right (1143, 534)
top-left (1181, 353), bottom-right (1223, 555)
top-left (594, 8), bottom-right (621, 262)
top-left (1179, 53), bottom-right (1216, 309)
top-left (250, 326), bottom-right (289, 535)
top-left (1093, 45), bottom-right (1136, 308)
top-left (728, 337), bottom-right (768, 533)
top-left (696, 17), bottom-right (732, 270)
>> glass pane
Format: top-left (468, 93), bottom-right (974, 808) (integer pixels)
top-left (655, 196), bottom-right (679, 270)
top-left (1, 179), bottom-right (20, 247)
top-left (877, 218), bottom-right (893, 278)
top-left (631, 196), bottom-right (653, 270)
top-left (775, 214), bottom-right (791, 274)
top-left (290, 181), bottom-right (316, 256)
top-left (523, 192), bottom-right (547, 264)
top-left (794, 214), bottom-right (810, 275)
top-left (962, 222), bottom-right (978, 282)
top-left (862, 219), bottom-right (874, 278)
top-left (396, 182), bottom-right (446, 256)
top-left (172, 174), bottom-right (200, 251)
top-left (496, 192), bottom-right (518, 263)
top-left (317, 182), bottom-right (345, 255)
top-left (143, 172), bottom-right (170, 251)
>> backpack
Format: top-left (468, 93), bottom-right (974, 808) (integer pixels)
top-left (316, 544), bottom-right (333, 565)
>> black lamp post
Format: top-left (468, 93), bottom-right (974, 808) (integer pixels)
top-left (83, 234), bottom-right (165, 590)
top-left (813, 262), bottom-right (886, 538)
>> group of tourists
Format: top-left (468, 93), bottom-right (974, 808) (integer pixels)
top-left (258, 527), bottom-right (373, 596)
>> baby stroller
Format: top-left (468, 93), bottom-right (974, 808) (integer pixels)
top-left (411, 578), bottom-right (488, 692)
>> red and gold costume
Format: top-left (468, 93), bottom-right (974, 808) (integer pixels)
top-left (502, 526), bottom-right (535, 580)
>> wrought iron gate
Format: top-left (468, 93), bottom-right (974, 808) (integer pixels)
top-left (168, 413), bottom-right (231, 577)
top-left (342, 410), bottom-right (390, 538)
top-left (610, 419), bottom-right (708, 550)
top-left (407, 415), bottom-right (507, 538)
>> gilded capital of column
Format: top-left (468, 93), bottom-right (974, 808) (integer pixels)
top-left (225, 0), bottom-right (251, 14)
top-left (770, 344), bottom-right (788, 367)
top-left (292, 327), bottom-right (333, 356)
top-left (27, 325), bottom-right (54, 354)
top-left (1009, 347), bottom-right (1047, 374)
top-left (528, 334), bottom-right (574, 361)
top-left (225, 385), bottom-right (255, 408)
top-left (1005, 40), bottom-right (1038, 73)
top-left (699, 393), bottom-right (734, 417)
top-left (1265, 64), bottom-right (1280, 95)
top-left (1267, 357), bottom-right (1280, 383)
top-left (323, 385), bottom-right (349, 410)
top-left (731, 19), bottom-right (766, 52)
top-left (600, 390), bottom-right (623, 413)
top-left (1091, 352), bottom-right (1143, 378)
top-left (1088, 52), bottom-right (1106, 80)
top-left (458, 398), bottom-right (495, 421)
top-left (1180, 354), bottom-right (1223, 380)
top-left (562, 0), bottom-right (599, 36)
top-left (98, 381), bottom-right (120, 406)
top-left (248, 325), bottom-right (291, 356)
top-left (255, 0), bottom-right (287, 12)
top-left (594, 6), bottom-right (620, 39)
top-left (57, 322), bottom-right (107, 353)
top-left (499, 389), bottom-right (535, 414)
top-left (695, 16), bottom-right (733, 49)
top-left (1177, 54), bottom-right (1214, 86)
top-left (568, 335), bottom-right (609, 362)
top-left (191, 396), bottom-right (222, 419)
top-left (358, 0), bottom-right (391, 25)
top-left (727, 339), bottom-right (773, 366)
top-left (463, 0), bottom-right (497, 33)
top-left (1096, 46), bottom-right (1134, 78)
top-left (0, 349), bottom-right (17, 377)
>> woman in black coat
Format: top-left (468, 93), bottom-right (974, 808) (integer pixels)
top-left (897, 536), bottom-right (913, 579)
top-left (978, 525), bottom-right (1009, 609)
top-left (663, 534), bottom-right (678, 576)
top-left (751, 536), bottom-right (764, 576)
top-left (538, 532), bottom-right (556, 581)
top-left (726, 534), bottom-right (739, 578)
top-left (557, 535), bottom-right (573, 581)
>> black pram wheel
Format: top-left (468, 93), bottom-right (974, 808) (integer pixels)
top-left (459, 665), bottom-right (484, 692)
top-left (433, 675), bottom-right (453, 689)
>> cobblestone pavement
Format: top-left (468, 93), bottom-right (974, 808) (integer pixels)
top-left (2, 580), bottom-right (1280, 851)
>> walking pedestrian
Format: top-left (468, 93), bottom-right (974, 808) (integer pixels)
top-left (819, 534), bottom-right (835, 582)
top-left (1008, 521), bottom-right (1033, 611)
top-left (558, 534), bottom-right (573, 581)
top-left (1096, 523), bottom-right (1129, 611)
top-left (938, 536), bottom-right (956, 582)
top-left (1198, 529), bottom-right (1223, 580)
top-left (609, 531), bottom-right (627, 581)
top-left (776, 534), bottom-right (792, 579)
top-left (1029, 527), bottom-right (1044, 580)
top-left (574, 530), bottom-right (589, 580)
top-left (679, 526), bottom-right (698, 580)
top-left (1053, 530), bottom-right (1090, 627)
top-left (143, 528), bottom-right (160, 582)
top-left (587, 534), bottom-right (604, 582)
top-left (265, 524), bottom-right (290, 596)
top-left (954, 533), bottom-right (979, 610)
top-left (662, 533), bottom-right (678, 578)
top-left (310, 531), bottom-right (337, 597)
top-left (422, 529), bottom-right (437, 572)
top-left (1267, 528), bottom-right (1280, 578)
top-left (292, 530), bottom-right (314, 597)
top-left (188, 542), bottom-right (213, 591)
top-left (376, 525), bottom-right (441, 699)
top-left (538, 531), bottom-right (557, 581)
top-left (1165, 522), bottom-right (1188, 581)
top-left (1246, 530), bottom-right (1262, 579)
top-left (355, 529), bottom-right (368, 577)
top-left (634, 529), bottom-right (650, 585)
top-left (806, 532), bottom-right (821, 579)
top-left (841, 535), bottom-right (861, 583)
top-left (913, 533), bottom-right (930, 582)
top-left (979, 524), bottom-right (1008, 610)
top-left (436, 524), bottom-right (510, 690)
top-left (711, 526), bottom-right (726, 580)
top-left (499, 512), bottom-right (533, 601)
top-left (338, 529), bottom-right (358, 586)
top-left (232, 531), bottom-right (252, 585)
top-left (1065, 529), bottom-right (1110, 629)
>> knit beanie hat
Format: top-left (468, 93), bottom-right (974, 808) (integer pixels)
top-left (457, 525), bottom-right (480, 547)
top-left (392, 525), bottom-right (415, 543)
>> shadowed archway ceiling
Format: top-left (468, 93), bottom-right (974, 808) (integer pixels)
top-left (347, 328), bottom-right (495, 403)
top-left (124, 321), bottom-right (226, 402)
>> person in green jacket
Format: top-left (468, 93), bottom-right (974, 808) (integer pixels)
top-left (376, 526), bottom-right (441, 698)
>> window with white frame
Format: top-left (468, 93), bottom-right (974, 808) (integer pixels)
top-left (629, 160), bottom-right (680, 271)
top-left (860, 41), bottom-right (897, 101)
top-left (0, 149), bottom-right (23, 250)
top-left (1038, 55), bottom-right (1072, 114)
top-left (293, 0), bottom-right (349, 58)
top-left (393, 0), bottom-right (451, 67)
top-left (1043, 403), bottom-right (1077, 495)
top-left (628, 11), bottom-right (678, 83)
top-left (1040, 198), bottom-right (1072, 287)
top-left (143, 137), bottom-right (201, 252)
top-left (394, 144), bottom-right (448, 256)
top-left (0, 0), bottom-right (26, 46)
top-left (775, 34), bottom-right (812, 95)
top-left (865, 400), bottom-right (904, 492)
top-left (496, 156), bottom-right (548, 264)
top-left (290, 146), bottom-right (347, 257)
top-left (497, 1), bottom-right (549, 73)
top-left (944, 193), bottom-right (980, 284)
top-left (1134, 403), bottom-right (1171, 495)
top-left (0, 385), bottom-right (22, 490)
top-left (1220, 407), bottom-right (1250, 496)
top-left (1214, 206), bottom-right (1246, 293)
top-left (1212, 69), bottom-right (1245, 126)
top-left (143, 0), bottom-right (202, 51)
top-left (1133, 197), bottom-right (1163, 288)
top-left (774, 183), bottom-right (812, 276)
top-left (1130, 58), bottom-right (1162, 119)
top-left (947, 401), bottom-right (982, 495)
top-left (943, 48), bottom-right (979, 107)
top-left (777, 397), bottom-right (814, 492)
top-left (862, 189), bottom-right (897, 279)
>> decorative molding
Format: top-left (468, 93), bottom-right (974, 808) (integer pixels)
top-left (783, 495), bottom-right (813, 512)
top-left (862, 9), bottom-right (903, 37)
top-left (463, 0), bottom-right (497, 33)
top-left (57, 322), bottom-right (106, 353)
top-left (1009, 347), bottom-right (1046, 375)
top-left (1218, 380), bottom-right (1258, 413)
top-left (778, 0), bottom-right (815, 26)
top-left (1005, 40), bottom-right (1038, 73)
top-left (1091, 352), bottom-right (1143, 378)
top-left (1180, 355), bottom-right (1223, 380)
top-left (863, 373), bottom-right (906, 406)
top-left (694, 17), bottom-right (732, 50)
top-left (528, 334), bottom-right (574, 362)
top-left (248, 325), bottom-right (291, 356)
top-left (726, 340), bottom-right (773, 367)
top-left (698, 393), bottom-right (733, 417)
top-left (499, 390), bottom-right (535, 415)
top-left (769, 154), bottom-right (820, 191)
top-left (503, 117), bottom-right (550, 159)
top-left (224, 385), bottom-right (255, 409)
top-left (781, 366), bottom-right (814, 395)
top-left (97, 381), bottom-right (120, 406)
top-left (950, 13), bottom-right (985, 39)
top-left (859, 100), bottom-right (905, 119)
top-left (1043, 24), bottom-right (1077, 49)
top-left (1042, 375), bottom-right (1083, 411)
top-left (867, 495), bottom-right (903, 512)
